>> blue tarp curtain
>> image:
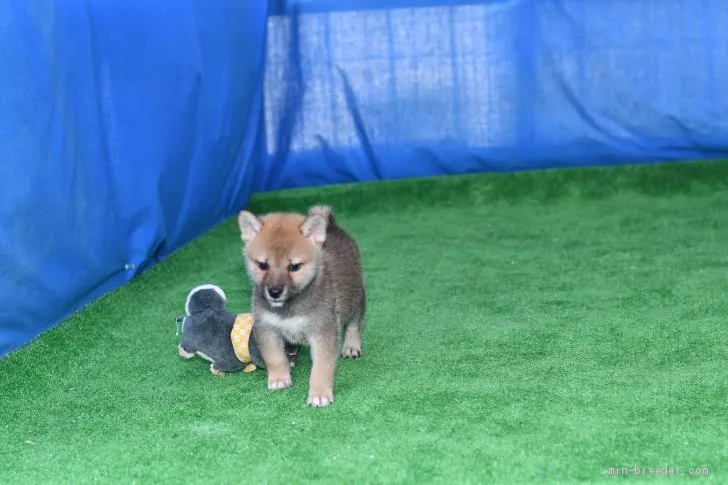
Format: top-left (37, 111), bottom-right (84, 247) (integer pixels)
top-left (0, 2), bottom-right (269, 355)
top-left (2, 0), bottom-right (727, 356)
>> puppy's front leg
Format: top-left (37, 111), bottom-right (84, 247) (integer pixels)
top-left (307, 331), bottom-right (339, 407)
top-left (254, 325), bottom-right (292, 391)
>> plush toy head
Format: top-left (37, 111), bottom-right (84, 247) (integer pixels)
top-left (185, 284), bottom-right (227, 315)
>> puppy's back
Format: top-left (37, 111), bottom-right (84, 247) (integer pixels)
top-left (316, 207), bottom-right (365, 319)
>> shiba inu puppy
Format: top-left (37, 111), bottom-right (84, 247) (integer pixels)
top-left (237, 205), bottom-right (366, 407)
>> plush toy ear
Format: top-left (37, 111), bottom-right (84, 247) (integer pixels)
top-left (238, 211), bottom-right (262, 243)
top-left (300, 213), bottom-right (328, 246)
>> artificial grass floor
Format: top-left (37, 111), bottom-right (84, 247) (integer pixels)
top-left (1, 160), bottom-right (727, 484)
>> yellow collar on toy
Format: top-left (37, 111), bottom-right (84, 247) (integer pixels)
top-left (230, 313), bottom-right (257, 372)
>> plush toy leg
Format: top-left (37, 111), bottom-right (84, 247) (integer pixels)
top-left (209, 363), bottom-right (225, 377)
top-left (179, 345), bottom-right (195, 359)
top-left (210, 356), bottom-right (244, 377)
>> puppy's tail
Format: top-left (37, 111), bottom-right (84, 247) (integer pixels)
top-left (309, 204), bottom-right (336, 225)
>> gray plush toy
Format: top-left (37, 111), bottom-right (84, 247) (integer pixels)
top-left (177, 284), bottom-right (300, 376)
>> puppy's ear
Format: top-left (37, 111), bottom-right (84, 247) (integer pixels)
top-left (238, 211), bottom-right (262, 243)
top-left (308, 204), bottom-right (332, 219)
top-left (300, 213), bottom-right (328, 246)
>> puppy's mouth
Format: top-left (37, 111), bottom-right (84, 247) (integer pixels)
top-left (267, 299), bottom-right (285, 308)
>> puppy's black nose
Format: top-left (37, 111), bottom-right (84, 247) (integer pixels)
top-left (267, 286), bottom-right (284, 299)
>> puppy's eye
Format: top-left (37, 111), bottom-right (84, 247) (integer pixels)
top-left (288, 263), bottom-right (302, 272)
top-left (257, 261), bottom-right (269, 271)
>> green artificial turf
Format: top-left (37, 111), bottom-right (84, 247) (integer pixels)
top-left (2, 160), bottom-right (727, 484)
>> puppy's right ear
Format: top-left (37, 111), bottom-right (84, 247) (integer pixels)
top-left (238, 211), bottom-right (262, 243)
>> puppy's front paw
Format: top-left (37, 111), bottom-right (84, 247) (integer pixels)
top-left (341, 345), bottom-right (362, 359)
top-left (307, 390), bottom-right (334, 408)
top-left (268, 374), bottom-right (293, 391)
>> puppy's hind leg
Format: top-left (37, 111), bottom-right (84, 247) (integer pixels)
top-left (341, 296), bottom-right (365, 359)
top-left (285, 341), bottom-right (302, 368)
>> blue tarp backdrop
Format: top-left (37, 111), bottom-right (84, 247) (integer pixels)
top-left (264, 0), bottom-right (728, 190)
top-left (0, 1), bottom-right (269, 355)
top-left (2, 0), bottom-right (728, 356)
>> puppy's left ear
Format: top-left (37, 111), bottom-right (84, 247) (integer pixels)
top-left (300, 213), bottom-right (328, 246)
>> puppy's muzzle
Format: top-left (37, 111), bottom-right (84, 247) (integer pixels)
top-left (266, 285), bottom-right (285, 300)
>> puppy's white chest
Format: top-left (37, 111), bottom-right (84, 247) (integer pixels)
top-left (260, 312), bottom-right (310, 344)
